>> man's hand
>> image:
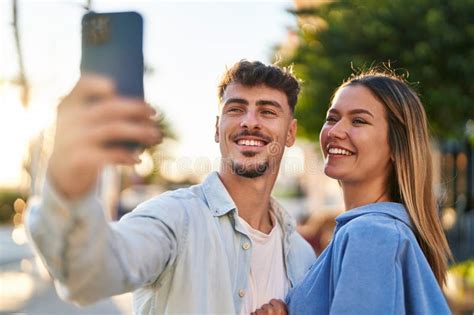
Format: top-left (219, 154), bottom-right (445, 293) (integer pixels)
top-left (48, 75), bottom-right (162, 200)
top-left (251, 299), bottom-right (288, 315)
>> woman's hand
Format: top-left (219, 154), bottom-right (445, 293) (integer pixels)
top-left (251, 299), bottom-right (288, 315)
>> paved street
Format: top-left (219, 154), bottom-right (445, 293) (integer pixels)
top-left (0, 225), bottom-right (132, 315)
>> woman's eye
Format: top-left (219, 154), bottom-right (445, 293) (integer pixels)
top-left (352, 118), bottom-right (366, 125)
top-left (325, 116), bottom-right (337, 123)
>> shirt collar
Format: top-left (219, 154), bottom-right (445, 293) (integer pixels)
top-left (335, 202), bottom-right (412, 228)
top-left (200, 171), bottom-right (296, 233)
top-left (201, 171), bottom-right (236, 217)
top-left (270, 198), bottom-right (296, 234)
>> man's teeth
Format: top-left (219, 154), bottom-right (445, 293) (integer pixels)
top-left (237, 139), bottom-right (265, 147)
top-left (328, 148), bottom-right (353, 156)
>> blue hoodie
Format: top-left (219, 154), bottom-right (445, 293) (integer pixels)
top-left (286, 202), bottom-right (451, 314)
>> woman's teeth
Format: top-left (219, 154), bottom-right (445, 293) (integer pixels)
top-left (328, 148), bottom-right (353, 156)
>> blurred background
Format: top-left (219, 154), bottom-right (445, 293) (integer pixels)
top-left (0, 0), bottom-right (473, 314)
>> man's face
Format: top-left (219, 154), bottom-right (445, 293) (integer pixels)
top-left (215, 83), bottom-right (297, 178)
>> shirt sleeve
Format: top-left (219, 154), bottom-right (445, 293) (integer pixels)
top-left (329, 217), bottom-right (402, 315)
top-left (25, 176), bottom-right (182, 305)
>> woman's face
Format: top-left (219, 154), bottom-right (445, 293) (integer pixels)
top-left (320, 84), bottom-right (392, 186)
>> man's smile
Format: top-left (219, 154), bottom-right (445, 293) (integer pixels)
top-left (233, 131), bottom-right (271, 151)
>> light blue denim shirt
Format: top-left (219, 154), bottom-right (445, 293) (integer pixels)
top-left (286, 202), bottom-right (451, 315)
top-left (26, 171), bottom-right (315, 314)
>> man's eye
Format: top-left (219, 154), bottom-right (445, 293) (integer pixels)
top-left (261, 110), bottom-right (276, 116)
top-left (227, 107), bottom-right (243, 113)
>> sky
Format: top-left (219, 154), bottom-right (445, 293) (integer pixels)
top-left (0, 0), bottom-right (300, 188)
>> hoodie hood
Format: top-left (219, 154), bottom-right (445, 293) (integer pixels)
top-left (335, 202), bottom-right (412, 231)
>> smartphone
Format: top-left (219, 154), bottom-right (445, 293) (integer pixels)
top-left (81, 11), bottom-right (144, 149)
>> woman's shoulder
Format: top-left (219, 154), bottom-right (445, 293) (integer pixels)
top-left (329, 210), bottom-right (422, 276)
top-left (334, 207), bottom-right (417, 251)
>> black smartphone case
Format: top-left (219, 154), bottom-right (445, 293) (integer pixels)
top-left (81, 11), bottom-right (144, 98)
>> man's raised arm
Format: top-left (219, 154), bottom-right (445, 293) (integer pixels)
top-left (26, 75), bottom-right (168, 305)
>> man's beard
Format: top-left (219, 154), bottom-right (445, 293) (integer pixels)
top-left (231, 155), bottom-right (269, 178)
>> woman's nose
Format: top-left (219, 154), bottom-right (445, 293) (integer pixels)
top-left (327, 120), bottom-right (347, 139)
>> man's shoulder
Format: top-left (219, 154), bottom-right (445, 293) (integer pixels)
top-left (286, 229), bottom-right (317, 279)
top-left (270, 198), bottom-right (315, 260)
top-left (291, 231), bottom-right (316, 255)
top-left (160, 184), bottom-right (204, 202)
top-left (284, 225), bottom-right (317, 269)
top-left (124, 183), bottom-right (207, 220)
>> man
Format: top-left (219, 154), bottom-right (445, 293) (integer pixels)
top-left (26, 60), bottom-right (316, 314)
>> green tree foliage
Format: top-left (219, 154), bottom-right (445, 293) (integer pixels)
top-left (280, 0), bottom-right (474, 140)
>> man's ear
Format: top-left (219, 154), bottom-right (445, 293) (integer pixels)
top-left (214, 116), bottom-right (220, 143)
top-left (285, 118), bottom-right (297, 147)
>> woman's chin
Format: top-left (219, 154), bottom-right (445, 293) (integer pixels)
top-left (323, 166), bottom-right (345, 180)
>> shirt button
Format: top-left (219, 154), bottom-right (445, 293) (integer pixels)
top-left (238, 289), bottom-right (246, 298)
top-left (242, 242), bottom-right (251, 250)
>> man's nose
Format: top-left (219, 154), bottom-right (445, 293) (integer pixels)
top-left (240, 110), bottom-right (261, 129)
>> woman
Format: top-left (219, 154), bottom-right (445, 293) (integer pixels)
top-left (253, 70), bottom-right (452, 315)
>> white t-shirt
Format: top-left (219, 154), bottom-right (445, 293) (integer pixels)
top-left (238, 213), bottom-right (290, 314)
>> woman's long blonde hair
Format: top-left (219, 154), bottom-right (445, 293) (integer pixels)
top-left (339, 71), bottom-right (452, 286)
